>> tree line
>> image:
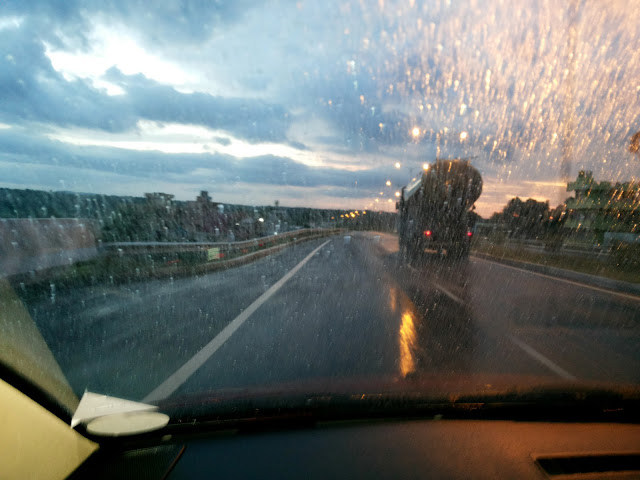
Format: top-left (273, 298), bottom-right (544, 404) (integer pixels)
top-left (0, 188), bottom-right (396, 242)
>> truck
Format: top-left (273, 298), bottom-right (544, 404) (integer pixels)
top-left (397, 159), bottom-right (482, 261)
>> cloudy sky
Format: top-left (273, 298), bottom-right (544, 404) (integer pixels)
top-left (1, 0), bottom-right (639, 217)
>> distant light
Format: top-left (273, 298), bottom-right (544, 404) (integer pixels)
top-left (386, 180), bottom-right (392, 186)
top-left (395, 191), bottom-right (401, 197)
top-left (387, 199), bottom-right (392, 203)
top-left (460, 131), bottom-right (468, 141)
top-left (411, 127), bottom-right (420, 137)
top-left (380, 192), bottom-right (384, 195)
top-left (258, 217), bottom-right (264, 222)
top-left (424, 230), bottom-right (432, 237)
top-left (423, 163), bottom-right (430, 170)
top-left (395, 162), bottom-right (401, 169)
top-left (375, 198), bottom-right (379, 202)
top-left (466, 231), bottom-right (473, 237)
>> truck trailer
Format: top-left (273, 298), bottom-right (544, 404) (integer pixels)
top-left (397, 159), bottom-right (482, 261)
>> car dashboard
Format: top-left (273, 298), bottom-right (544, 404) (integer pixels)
top-left (69, 418), bottom-right (640, 479)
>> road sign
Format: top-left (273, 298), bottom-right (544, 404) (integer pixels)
top-left (207, 247), bottom-right (221, 261)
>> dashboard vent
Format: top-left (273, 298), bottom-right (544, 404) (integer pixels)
top-left (535, 453), bottom-right (640, 478)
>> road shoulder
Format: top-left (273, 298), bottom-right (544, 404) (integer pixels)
top-left (472, 252), bottom-right (640, 297)
top-left (354, 231), bottom-right (640, 298)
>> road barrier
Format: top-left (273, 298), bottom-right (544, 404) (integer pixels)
top-left (101, 229), bottom-right (341, 260)
top-left (8, 228), bottom-right (344, 294)
top-left (95, 228), bottom-right (343, 283)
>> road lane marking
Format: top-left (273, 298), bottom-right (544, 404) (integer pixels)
top-left (142, 240), bottom-right (331, 403)
top-left (433, 283), bottom-right (465, 305)
top-left (406, 264), bottom-right (466, 305)
top-left (508, 334), bottom-right (577, 380)
top-left (472, 256), bottom-right (640, 303)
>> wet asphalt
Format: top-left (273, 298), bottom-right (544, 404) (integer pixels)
top-left (25, 233), bottom-right (640, 402)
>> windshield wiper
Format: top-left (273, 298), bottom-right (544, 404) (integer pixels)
top-left (155, 386), bottom-right (640, 435)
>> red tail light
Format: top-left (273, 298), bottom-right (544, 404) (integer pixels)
top-left (466, 231), bottom-right (473, 237)
top-left (424, 230), bottom-right (432, 237)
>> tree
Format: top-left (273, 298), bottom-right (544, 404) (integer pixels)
top-left (490, 197), bottom-right (551, 239)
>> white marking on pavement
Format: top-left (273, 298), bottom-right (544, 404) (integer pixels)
top-left (142, 240), bottom-right (331, 403)
top-left (472, 256), bottom-right (640, 303)
top-left (406, 264), bottom-right (465, 305)
top-left (508, 334), bottom-right (577, 380)
top-left (433, 283), bottom-right (465, 305)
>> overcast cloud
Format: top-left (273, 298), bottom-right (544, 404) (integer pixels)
top-left (1, 0), bottom-right (639, 216)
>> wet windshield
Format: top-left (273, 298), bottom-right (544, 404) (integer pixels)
top-left (1, 1), bottom-right (638, 416)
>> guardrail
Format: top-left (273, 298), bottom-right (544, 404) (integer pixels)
top-left (473, 237), bottom-right (613, 261)
top-left (492, 238), bottom-right (607, 253)
top-left (100, 228), bottom-right (341, 260)
top-left (6, 228), bottom-right (344, 291)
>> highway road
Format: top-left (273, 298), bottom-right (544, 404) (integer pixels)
top-left (25, 232), bottom-right (640, 404)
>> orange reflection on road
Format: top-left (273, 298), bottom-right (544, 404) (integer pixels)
top-left (389, 286), bottom-right (398, 312)
top-left (399, 311), bottom-right (417, 377)
top-left (391, 286), bottom-right (420, 377)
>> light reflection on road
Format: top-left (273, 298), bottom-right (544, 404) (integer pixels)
top-left (390, 286), bottom-right (422, 378)
top-left (399, 311), bottom-right (417, 377)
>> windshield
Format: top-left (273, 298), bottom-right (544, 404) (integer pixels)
top-left (1, 0), bottom-right (639, 420)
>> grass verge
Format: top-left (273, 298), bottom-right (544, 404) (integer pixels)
top-left (472, 241), bottom-right (640, 284)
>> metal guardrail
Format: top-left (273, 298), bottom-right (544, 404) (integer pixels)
top-left (100, 229), bottom-right (340, 257)
top-left (499, 238), bottom-right (605, 252)
top-left (475, 238), bottom-right (613, 261)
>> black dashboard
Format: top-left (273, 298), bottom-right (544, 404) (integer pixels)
top-left (70, 419), bottom-right (640, 479)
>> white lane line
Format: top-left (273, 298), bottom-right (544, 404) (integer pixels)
top-left (508, 334), bottom-right (577, 380)
top-left (142, 240), bottom-right (331, 403)
top-left (472, 256), bottom-right (640, 303)
top-left (433, 283), bottom-right (465, 305)
top-left (406, 264), bottom-right (466, 305)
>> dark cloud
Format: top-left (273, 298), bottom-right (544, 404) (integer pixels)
top-left (4, 0), bottom-right (263, 47)
top-left (0, 25), bottom-right (291, 142)
top-left (1, 2), bottom-right (291, 142)
top-left (105, 68), bottom-right (290, 142)
top-left (0, 129), bottom-right (405, 197)
top-left (0, 26), bottom-right (133, 132)
top-left (287, 141), bottom-right (309, 151)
